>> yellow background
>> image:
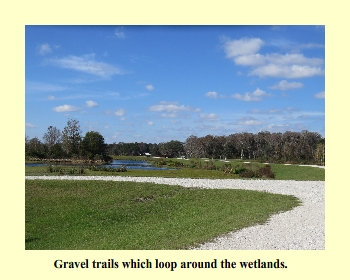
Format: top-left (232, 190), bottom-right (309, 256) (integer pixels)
top-left (2, 1), bottom-right (346, 279)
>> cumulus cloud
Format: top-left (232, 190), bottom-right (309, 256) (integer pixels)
top-left (114, 109), bottom-right (126, 116)
top-left (223, 37), bottom-right (264, 58)
top-left (223, 37), bottom-right (324, 79)
top-left (235, 53), bottom-right (323, 67)
top-left (85, 100), bottom-right (98, 108)
top-left (52, 104), bottom-right (79, 112)
top-left (48, 54), bottom-right (124, 78)
top-left (249, 64), bottom-right (324, 79)
top-left (231, 88), bottom-right (271, 102)
top-left (145, 84), bottom-right (154, 91)
top-left (148, 101), bottom-right (200, 113)
top-left (205, 91), bottom-right (218, 98)
top-left (39, 43), bottom-right (52, 55)
top-left (233, 53), bottom-right (266, 66)
top-left (314, 91), bottom-right (325, 99)
top-left (269, 80), bottom-right (304, 90)
top-left (147, 121), bottom-right (154, 125)
top-left (47, 95), bottom-right (56, 100)
top-left (205, 91), bottom-right (225, 99)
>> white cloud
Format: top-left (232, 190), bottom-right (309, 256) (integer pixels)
top-left (267, 53), bottom-right (323, 66)
top-left (52, 104), bottom-right (79, 112)
top-left (223, 37), bottom-right (324, 79)
top-left (204, 91), bottom-right (225, 99)
top-left (26, 123), bottom-right (37, 128)
top-left (205, 91), bottom-right (218, 98)
top-left (249, 64), bottom-right (324, 79)
top-left (145, 84), bottom-right (154, 91)
top-left (85, 100), bottom-right (98, 108)
top-left (39, 43), bottom-right (52, 55)
top-left (231, 88), bottom-right (271, 102)
top-left (48, 95), bottom-right (56, 100)
top-left (223, 37), bottom-right (264, 58)
top-left (114, 109), bottom-right (125, 116)
top-left (148, 101), bottom-right (200, 113)
top-left (48, 54), bottom-right (124, 78)
top-left (115, 27), bottom-right (125, 39)
top-left (234, 53), bottom-right (323, 68)
top-left (237, 116), bottom-right (262, 126)
top-left (147, 121), bottom-right (154, 126)
top-left (234, 53), bottom-right (266, 66)
top-left (269, 80), bottom-right (304, 90)
top-left (199, 113), bottom-right (219, 121)
top-left (314, 91), bottom-right (325, 99)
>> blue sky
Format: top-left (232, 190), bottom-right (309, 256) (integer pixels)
top-left (25, 25), bottom-right (325, 144)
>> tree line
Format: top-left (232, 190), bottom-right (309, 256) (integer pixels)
top-left (108, 131), bottom-right (325, 165)
top-left (26, 119), bottom-right (325, 165)
top-left (182, 131), bottom-right (325, 165)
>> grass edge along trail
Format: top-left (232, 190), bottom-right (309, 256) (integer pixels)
top-left (25, 179), bottom-right (301, 250)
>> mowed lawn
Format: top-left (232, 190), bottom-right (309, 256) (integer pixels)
top-left (25, 179), bottom-right (300, 250)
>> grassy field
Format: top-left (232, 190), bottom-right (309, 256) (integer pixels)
top-left (25, 156), bottom-right (325, 181)
top-left (25, 179), bottom-right (300, 250)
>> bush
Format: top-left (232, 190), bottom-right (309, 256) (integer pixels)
top-left (88, 165), bottom-right (127, 173)
top-left (227, 163), bottom-right (275, 179)
top-left (240, 169), bottom-right (256, 178)
top-left (232, 165), bottom-right (247, 174)
top-left (257, 165), bottom-right (275, 178)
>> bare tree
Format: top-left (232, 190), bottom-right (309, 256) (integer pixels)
top-left (61, 119), bottom-right (82, 157)
top-left (43, 126), bottom-right (61, 150)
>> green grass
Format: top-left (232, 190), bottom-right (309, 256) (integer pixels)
top-left (25, 180), bottom-right (300, 250)
top-left (25, 157), bottom-right (325, 181)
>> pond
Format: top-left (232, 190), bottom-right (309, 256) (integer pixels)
top-left (25, 163), bottom-right (50, 167)
top-left (25, 160), bottom-right (176, 171)
top-left (103, 160), bottom-right (176, 170)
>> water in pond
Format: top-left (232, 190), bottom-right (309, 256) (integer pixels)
top-left (25, 163), bottom-right (50, 167)
top-left (103, 160), bottom-right (175, 170)
top-left (25, 160), bottom-right (176, 171)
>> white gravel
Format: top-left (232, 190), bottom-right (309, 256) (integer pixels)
top-left (25, 176), bottom-right (325, 250)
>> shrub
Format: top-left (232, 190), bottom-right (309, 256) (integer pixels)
top-left (232, 165), bottom-right (247, 174)
top-left (227, 163), bottom-right (275, 179)
top-left (240, 169), bottom-right (256, 178)
top-left (257, 165), bottom-right (275, 178)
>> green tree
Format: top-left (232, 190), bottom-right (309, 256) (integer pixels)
top-left (159, 140), bottom-right (184, 158)
top-left (80, 131), bottom-right (107, 160)
top-left (25, 137), bottom-right (46, 158)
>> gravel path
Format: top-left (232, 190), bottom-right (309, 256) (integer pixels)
top-left (25, 176), bottom-right (325, 250)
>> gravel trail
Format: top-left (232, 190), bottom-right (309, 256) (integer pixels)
top-left (25, 176), bottom-right (325, 250)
